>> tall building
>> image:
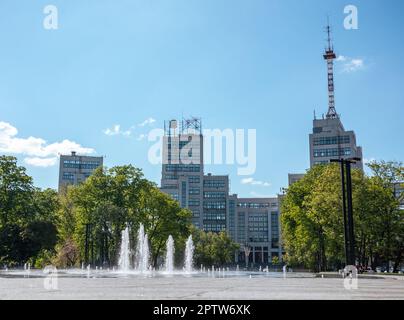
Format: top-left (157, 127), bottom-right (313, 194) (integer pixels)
top-left (233, 197), bottom-right (282, 264)
top-left (160, 118), bottom-right (283, 265)
top-left (309, 25), bottom-right (363, 169)
top-left (58, 151), bottom-right (103, 191)
top-left (202, 174), bottom-right (229, 232)
top-left (160, 118), bottom-right (204, 228)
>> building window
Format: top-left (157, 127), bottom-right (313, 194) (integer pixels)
top-left (313, 147), bottom-right (351, 158)
top-left (203, 201), bottom-right (226, 210)
top-left (164, 175), bottom-right (177, 180)
top-left (203, 224), bottom-right (226, 232)
top-left (188, 199), bottom-right (200, 207)
top-left (63, 160), bottom-right (100, 170)
top-left (271, 212), bottom-right (279, 249)
top-left (237, 212), bottom-right (246, 243)
top-left (62, 172), bottom-right (74, 181)
top-left (189, 188), bottom-right (200, 195)
top-left (203, 212), bottom-right (226, 221)
top-left (181, 182), bottom-right (187, 207)
top-left (203, 180), bottom-right (226, 189)
top-left (203, 191), bottom-right (226, 198)
top-left (188, 176), bottom-right (200, 184)
top-left (313, 135), bottom-right (350, 146)
top-left (165, 164), bottom-right (201, 172)
top-left (237, 202), bottom-right (269, 208)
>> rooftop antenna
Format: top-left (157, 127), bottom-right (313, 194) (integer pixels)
top-left (324, 18), bottom-right (338, 119)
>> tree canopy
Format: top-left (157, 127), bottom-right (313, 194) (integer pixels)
top-left (280, 161), bottom-right (403, 272)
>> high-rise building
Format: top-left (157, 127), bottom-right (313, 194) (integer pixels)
top-left (160, 118), bottom-right (283, 265)
top-left (202, 174), bottom-right (229, 232)
top-left (233, 197), bottom-right (282, 264)
top-left (160, 118), bottom-right (204, 228)
top-left (58, 151), bottom-right (103, 191)
top-left (309, 25), bottom-right (363, 169)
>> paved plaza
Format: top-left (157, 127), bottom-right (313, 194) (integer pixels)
top-left (0, 273), bottom-right (403, 300)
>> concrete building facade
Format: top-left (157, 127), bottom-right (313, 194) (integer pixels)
top-left (309, 117), bottom-right (363, 169)
top-left (58, 151), bottom-right (103, 191)
top-left (233, 197), bottom-right (282, 265)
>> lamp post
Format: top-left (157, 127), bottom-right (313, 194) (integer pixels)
top-left (330, 157), bottom-right (361, 267)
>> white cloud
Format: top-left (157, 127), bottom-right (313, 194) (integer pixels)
top-left (137, 134), bottom-right (147, 141)
top-left (24, 157), bottom-right (57, 167)
top-left (139, 117), bottom-right (156, 127)
top-left (0, 121), bottom-right (94, 167)
top-left (103, 124), bottom-right (131, 137)
top-left (336, 55), bottom-right (365, 73)
top-left (241, 177), bottom-right (271, 187)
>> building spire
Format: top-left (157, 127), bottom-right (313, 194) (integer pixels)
top-left (323, 20), bottom-right (338, 119)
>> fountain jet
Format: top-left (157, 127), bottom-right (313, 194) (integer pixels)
top-left (118, 226), bottom-right (131, 272)
top-left (184, 235), bottom-right (194, 273)
top-left (135, 224), bottom-right (150, 272)
top-left (165, 235), bottom-right (175, 273)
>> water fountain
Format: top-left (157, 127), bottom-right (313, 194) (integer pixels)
top-left (184, 235), bottom-right (194, 273)
top-left (118, 226), bottom-right (131, 272)
top-left (165, 235), bottom-right (175, 273)
top-left (141, 234), bottom-right (150, 272)
top-left (0, 227), bottom-right (302, 283)
top-left (135, 224), bottom-right (150, 273)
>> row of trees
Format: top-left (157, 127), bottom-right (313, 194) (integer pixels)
top-left (0, 155), bottom-right (238, 269)
top-left (280, 161), bottom-right (404, 272)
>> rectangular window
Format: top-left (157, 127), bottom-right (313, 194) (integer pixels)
top-left (237, 203), bottom-right (269, 208)
top-left (62, 172), bottom-right (75, 181)
top-left (189, 188), bottom-right (200, 195)
top-left (203, 180), bottom-right (226, 189)
top-left (313, 135), bottom-right (350, 146)
top-left (203, 212), bottom-right (226, 221)
top-left (313, 147), bottom-right (351, 158)
top-left (203, 191), bottom-right (226, 198)
top-left (203, 201), bottom-right (226, 209)
top-left (188, 176), bottom-right (200, 184)
top-left (203, 224), bottom-right (226, 232)
top-left (188, 199), bottom-right (200, 207)
top-left (271, 212), bottom-right (279, 248)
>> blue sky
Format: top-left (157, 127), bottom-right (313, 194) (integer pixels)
top-left (1, 0), bottom-right (403, 197)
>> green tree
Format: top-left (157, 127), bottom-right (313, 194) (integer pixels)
top-left (280, 161), bottom-right (404, 272)
top-left (0, 156), bottom-right (34, 227)
top-left (366, 161), bottom-right (404, 272)
top-left (56, 164), bottom-right (192, 268)
top-left (271, 255), bottom-right (280, 265)
top-left (191, 227), bottom-right (239, 267)
top-left (141, 186), bottom-right (191, 267)
top-left (0, 156), bottom-right (59, 266)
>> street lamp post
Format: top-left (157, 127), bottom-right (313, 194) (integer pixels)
top-left (330, 157), bottom-right (361, 267)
